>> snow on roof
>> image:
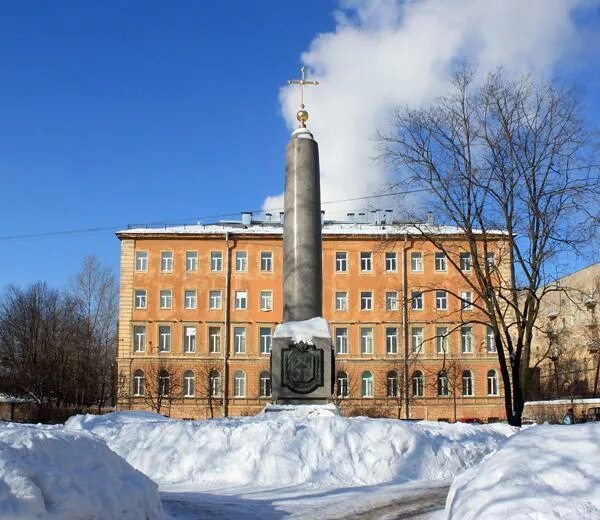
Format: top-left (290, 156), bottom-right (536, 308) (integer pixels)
top-left (273, 317), bottom-right (331, 341)
top-left (117, 221), bottom-right (507, 238)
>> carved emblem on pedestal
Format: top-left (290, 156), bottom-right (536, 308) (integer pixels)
top-left (281, 341), bottom-right (324, 394)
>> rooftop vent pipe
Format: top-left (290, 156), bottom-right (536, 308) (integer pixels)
top-left (241, 212), bottom-right (252, 227)
top-left (279, 211), bottom-right (285, 225)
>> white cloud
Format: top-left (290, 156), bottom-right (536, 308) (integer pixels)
top-left (264, 0), bottom-right (594, 219)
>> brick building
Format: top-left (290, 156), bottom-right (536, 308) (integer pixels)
top-left (116, 214), bottom-right (506, 421)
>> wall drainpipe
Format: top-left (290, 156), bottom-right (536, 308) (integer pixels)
top-left (402, 233), bottom-right (410, 419)
top-left (222, 231), bottom-right (232, 417)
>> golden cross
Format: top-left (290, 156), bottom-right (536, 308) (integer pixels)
top-left (288, 66), bottom-right (319, 109)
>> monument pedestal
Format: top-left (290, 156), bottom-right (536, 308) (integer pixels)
top-left (270, 318), bottom-right (334, 404)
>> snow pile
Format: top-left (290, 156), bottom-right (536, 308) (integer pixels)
top-left (66, 411), bottom-right (514, 490)
top-left (262, 403), bottom-right (340, 417)
top-left (0, 423), bottom-right (164, 519)
top-left (273, 317), bottom-right (331, 342)
top-left (446, 423), bottom-right (600, 519)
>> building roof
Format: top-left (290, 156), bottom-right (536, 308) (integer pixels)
top-left (116, 218), bottom-right (508, 239)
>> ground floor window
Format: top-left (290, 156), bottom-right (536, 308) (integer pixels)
top-left (362, 371), bottom-right (374, 397)
top-left (462, 370), bottom-right (473, 397)
top-left (387, 371), bottom-right (399, 397)
top-left (412, 371), bottom-right (424, 397)
top-left (336, 371), bottom-right (349, 398)
top-left (233, 371), bottom-right (246, 397)
top-left (259, 371), bottom-right (271, 398)
top-left (487, 370), bottom-right (499, 396)
top-left (183, 370), bottom-right (195, 397)
top-left (437, 371), bottom-right (449, 397)
top-left (133, 369), bottom-right (145, 396)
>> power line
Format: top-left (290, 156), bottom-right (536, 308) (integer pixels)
top-left (0, 188), bottom-right (427, 243)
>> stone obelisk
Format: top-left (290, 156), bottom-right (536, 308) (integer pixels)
top-left (271, 67), bottom-right (334, 405)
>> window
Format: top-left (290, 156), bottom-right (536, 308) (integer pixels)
top-left (335, 252), bottom-right (348, 272)
top-left (461, 326), bottom-right (473, 353)
top-left (335, 328), bottom-right (348, 355)
top-left (259, 371), bottom-right (271, 398)
top-left (160, 251), bottom-right (173, 272)
top-left (210, 251), bottom-right (222, 272)
top-left (360, 291), bottom-right (373, 311)
top-left (487, 370), bottom-right (499, 396)
top-left (437, 371), bottom-right (449, 397)
top-left (260, 291), bottom-right (273, 311)
top-left (411, 291), bottom-right (424, 310)
top-left (387, 371), bottom-right (399, 397)
top-left (462, 370), bottom-right (474, 397)
top-left (436, 327), bottom-right (448, 354)
top-left (158, 370), bottom-right (170, 397)
top-left (183, 326), bottom-right (196, 353)
top-left (486, 251), bottom-right (495, 267)
top-left (235, 290), bottom-right (247, 310)
top-left (486, 326), bottom-right (496, 353)
top-left (132, 370), bottom-right (145, 396)
top-left (184, 290), bottom-right (197, 310)
top-left (411, 327), bottom-right (424, 353)
top-left (335, 292), bottom-right (348, 311)
top-left (259, 327), bottom-right (272, 355)
top-left (360, 252), bottom-right (372, 272)
top-left (385, 252), bottom-right (397, 272)
top-left (209, 370), bottom-right (221, 397)
top-left (386, 327), bottom-right (398, 354)
top-left (209, 290), bottom-right (222, 310)
top-left (158, 325), bottom-right (171, 352)
top-left (134, 290), bottom-right (147, 309)
top-left (386, 291), bottom-right (398, 311)
top-left (411, 252), bottom-right (423, 272)
top-left (336, 371), bottom-right (349, 398)
top-left (260, 251), bottom-right (273, 272)
top-left (185, 251), bottom-right (198, 272)
top-left (434, 252), bottom-right (447, 272)
top-left (233, 371), bottom-right (246, 397)
top-left (460, 291), bottom-right (473, 311)
top-left (235, 251), bottom-right (248, 272)
top-left (135, 251), bottom-right (148, 272)
top-left (159, 290), bottom-right (172, 309)
top-left (234, 327), bottom-right (246, 354)
top-left (208, 326), bottom-right (221, 353)
top-left (360, 327), bottom-right (374, 354)
top-left (361, 371), bottom-right (374, 397)
top-left (133, 325), bottom-right (146, 353)
top-left (412, 371), bottom-right (424, 397)
top-left (460, 252), bottom-right (471, 272)
top-left (436, 291), bottom-right (447, 310)
top-left (183, 370), bottom-right (195, 397)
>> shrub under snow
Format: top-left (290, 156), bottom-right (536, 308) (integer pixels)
top-left (445, 423), bottom-right (600, 520)
top-left (0, 422), bottom-right (164, 519)
top-left (66, 410), bottom-right (515, 490)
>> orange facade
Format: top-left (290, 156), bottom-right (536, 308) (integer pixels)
top-left (116, 222), bottom-right (506, 422)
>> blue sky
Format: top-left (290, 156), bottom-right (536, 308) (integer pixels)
top-left (1, 0), bottom-right (599, 289)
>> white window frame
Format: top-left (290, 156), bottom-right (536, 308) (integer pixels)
top-left (385, 252), bottom-right (397, 272)
top-left (184, 290), bottom-right (197, 310)
top-left (436, 327), bottom-right (448, 354)
top-left (410, 252), bottom-right (423, 272)
top-left (133, 370), bottom-right (145, 396)
top-left (183, 371), bottom-right (195, 397)
top-left (158, 325), bottom-right (171, 352)
top-left (210, 371), bottom-right (221, 397)
top-left (462, 370), bottom-right (474, 397)
top-left (486, 326), bottom-right (497, 353)
top-left (259, 371), bottom-right (271, 398)
top-left (361, 371), bottom-right (374, 398)
top-left (360, 291), bottom-right (373, 311)
top-left (134, 289), bottom-right (147, 309)
top-left (260, 251), bottom-right (273, 272)
top-left (260, 290), bottom-right (273, 311)
top-left (434, 252), bottom-right (447, 272)
top-left (411, 291), bottom-right (424, 310)
top-left (487, 370), bottom-right (499, 396)
top-left (259, 327), bottom-right (272, 355)
top-left (159, 289), bottom-right (172, 310)
top-left (208, 326), bottom-right (221, 353)
top-left (460, 252), bottom-right (472, 272)
top-left (233, 327), bottom-right (246, 354)
top-left (234, 290), bottom-right (248, 310)
top-left (185, 251), bottom-right (198, 272)
top-left (135, 251), bottom-right (148, 272)
top-left (360, 252), bottom-right (372, 272)
top-left (337, 372), bottom-right (349, 398)
top-left (233, 371), bottom-right (246, 397)
top-left (411, 327), bottom-right (424, 353)
top-left (412, 371), bottom-right (424, 397)
top-left (335, 328), bottom-right (348, 355)
top-left (160, 251), bottom-right (173, 273)
top-left (235, 251), bottom-right (248, 272)
top-left (210, 251), bottom-right (223, 272)
top-left (386, 327), bottom-right (398, 354)
top-left (486, 251), bottom-right (496, 267)
top-left (386, 291), bottom-right (398, 311)
top-left (461, 326), bottom-right (473, 353)
top-left (460, 291), bottom-right (473, 311)
top-left (335, 252), bottom-right (348, 272)
top-left (436, 290), bottom-right (447, 310)
top-left (183, 326), bottom-right (197, 353)
top-left (335, 291), bottom-right (348, 311)
top-left (133, 325), bottom-right (146, 353)
top-left (438, 371), bottom-right (449, 397)
top-left (209, 290), bottom-right (222, 310)
top-left (360, 327), bottom-right (374, 354)
top-left (387, 371), bottom-right (399, 397)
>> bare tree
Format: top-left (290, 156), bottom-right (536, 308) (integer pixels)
top-left (136, 355), bottom-right (183, 417)
top-left (379, 68), bottom-right (599, 425)
top-left (195, 360), bottom-right (223, 419)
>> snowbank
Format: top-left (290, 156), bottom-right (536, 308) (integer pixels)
top-left (446, 423), bottom-right (600, 519)
top-left (0, 423), bottom-right (164, 519)
top-left (66, 411), bottom-right (514, 490)
top-left (273, 317), bottom-right (331, 342)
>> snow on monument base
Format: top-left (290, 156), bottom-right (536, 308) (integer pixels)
top-left (271, 317), bottom-right (334, 404)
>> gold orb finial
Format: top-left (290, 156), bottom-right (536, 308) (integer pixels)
top-left (287, 66), bottom-right (319, 128)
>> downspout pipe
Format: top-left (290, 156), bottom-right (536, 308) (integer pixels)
top-left (223, 231), bottom-right (232, 417)
top-left (402, 233), bottom-right (410, 419)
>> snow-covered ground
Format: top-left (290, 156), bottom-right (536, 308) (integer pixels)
top-left (445, 423), bottom-right (600, 520)
top-left (0, 422), bottom-right (163, 519)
